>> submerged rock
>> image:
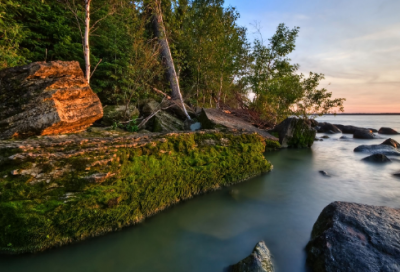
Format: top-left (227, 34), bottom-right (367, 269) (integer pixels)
top-left (230, 241), bottom-right (274, 272)
top-left (271, 117), bottom-right (316, 148)
top-left (321, 135), bottom-right (330, 139)
top-left (378, 127), bottom-right (399, 135)
top-left (316, 122), bottom-right (341, 134)
top-left (340, 136), bottom-right (351, 140)
top-left (354, 144), bottom-right (400, 156)
top-left (0, 61), bottom-right (103, 139)
top-left (306, 202), bottom-right (400, 272)
top-left (198, 108), bottom-right (277, 140)
top-left (362, 154), bottom-right (391, 163)
top-left (393, 172), bottom-right (400, 177)
top-left (381, 138), bottom-right (400, 148)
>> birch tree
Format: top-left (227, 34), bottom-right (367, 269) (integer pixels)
top-left (59, 0), bottom-right (116, 83)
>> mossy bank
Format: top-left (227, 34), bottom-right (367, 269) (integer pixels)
top-left (0, 129), bottom-right (277, 254)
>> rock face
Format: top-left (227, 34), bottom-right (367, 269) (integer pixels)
top-left (0, 61), bottom-right (103, 139)
top-left (353, 129), bottom-right (376, 139)
top-left (198, 108), bottom-right (277, 140)
top-left (316, 122), bottom-right (341, 134)
top-left (271, 117), bottom-right (316, 148)
top-left (379, 127), bottom-right (399, 135)
top-left (231, 241), bottom-right (274, 272)
top-left (306, 202), bottom-right (400, 272)
top-left (362, 154), bottom-right (391, 162)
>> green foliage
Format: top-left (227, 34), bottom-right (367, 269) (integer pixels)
top-left (0, 132), bottom-right (272, 253)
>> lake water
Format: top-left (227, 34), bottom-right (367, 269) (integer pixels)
top-left (1, 115), bottom-right (400, 272)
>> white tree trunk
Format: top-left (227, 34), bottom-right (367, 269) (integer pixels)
top-left (153, 0), bottom-right (190, 120)
top-left (84, 0), bottom-right (91, 83)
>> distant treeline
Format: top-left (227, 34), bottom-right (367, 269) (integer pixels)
top-left (0, 0), bottom-right (345, 124)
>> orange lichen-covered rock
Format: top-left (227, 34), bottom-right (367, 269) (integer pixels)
top-left (0, 61), bottom-right (103, 139)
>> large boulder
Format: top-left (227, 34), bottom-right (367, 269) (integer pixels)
top-left (271, 117), bottom-right (316, 148)
top-left (379, 127), bottom-right (399, 135)
top-left (230, 241), bottom-right (274, 272)
top-left (306, 202), bottom-right (400, 272)
top-left (316, 122), bottom-right (341, 134)
top-left (362, 153), bottom-right (391, 163)
top-left (0, 61), bottom-right (103, 139)
top-left (198, 108), bottom-right (277, 140)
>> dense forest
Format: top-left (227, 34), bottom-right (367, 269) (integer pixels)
top-left (0, 0), bottom-right (344, 126)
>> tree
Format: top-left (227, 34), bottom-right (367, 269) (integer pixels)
top-left (295, 72), bottom-right (346, 118)
top-left (151, 0), bottom-right (191, 120)
top-left (59, 0), bottom-right (116, 83)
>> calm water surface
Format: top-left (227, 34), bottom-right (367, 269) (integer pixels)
top-left (1, 115), bottom-right (400, 272)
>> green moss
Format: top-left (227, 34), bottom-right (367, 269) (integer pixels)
top-left (0, 132), bottom-right (272, 254)
top-left (264, 139), bottom-right (281, 151)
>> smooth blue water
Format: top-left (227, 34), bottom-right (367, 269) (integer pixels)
top-left (0, 115), bottom-right (399, 272)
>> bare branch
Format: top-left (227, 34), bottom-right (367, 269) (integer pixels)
top-left (90, 58), bottom-right (102, 78)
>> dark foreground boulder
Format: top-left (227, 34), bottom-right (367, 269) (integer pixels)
top-left (379, 127), bottom-right (399, 135)
top-left (353, 129), bottom-right (377, 139)
top-left (271, 118), bottom-right (316, 148)
top-left (230, 241), bottom-right (274, 272)
top-left (316, 122), bottom-right (341, 134)
top-left (394, 172), bottom-right (400, 177)
top-left (0, 61), bottom-right (103, 139)
top-left (306, 202), bottom-right (400, 272)
top-left (362, 154), bottom-right (391, 162)
top-left (381, 138), bottom-right (400, 148)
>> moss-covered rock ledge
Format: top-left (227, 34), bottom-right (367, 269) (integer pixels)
top-left (0, 129), bottom-right (276, 254)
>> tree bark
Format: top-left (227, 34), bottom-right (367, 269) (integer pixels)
top-left (84, 0), bottom-right (91, 83)
top-left (153, 0), bottom-right (190, 120)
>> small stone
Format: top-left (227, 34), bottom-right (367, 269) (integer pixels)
top-left (362, 154), bottom-right (391, 163)
top-left (11, 170), bottom-right (19, 176)
top-left (319, 171), bottom-right (330, 177)
top-left (230, 241), bottom-right (274, 272)
top-left (321, 135), bottom-right (330, 139)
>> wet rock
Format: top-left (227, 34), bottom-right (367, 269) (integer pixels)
top-left (0, 61), bottom-right (103, 139)
top-left (353, 129), bottom-right (376, 139)
top-left (271, 117), bottom-right (316, 148)
top-left (369, 128), bottom-right (378, 133)
top-left (335, 124), bottom-right (376, 134)
top-left (316, 122), bottom-right (341, 134)
top-left (362, 154), bottom-right (391, 163)
top-left (199, 108), bottom-right (277, 140)
top-left (354, 144), bottom-right (400, 156)
top-left (381, 138), bottom-right (400, 148)
top-left (319, 171), bottom-right (330, 177)
top-left (340, 136), bottom-right (351, 140)
top-left (230, 241), bottom-right (274, 272)
top-left (321, 135), bottom-right (330, 139)
top-left (101, 105), bottom-right (139, 126)
top-left (378, 127), bottom-right (399, 135)
top-left (306, 201), bottom-right (400, 272)
top-left (393, 172), bottom-right (400, 177)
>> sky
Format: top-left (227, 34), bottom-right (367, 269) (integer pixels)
top-left (224, 0), bottom-right (400, 113)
